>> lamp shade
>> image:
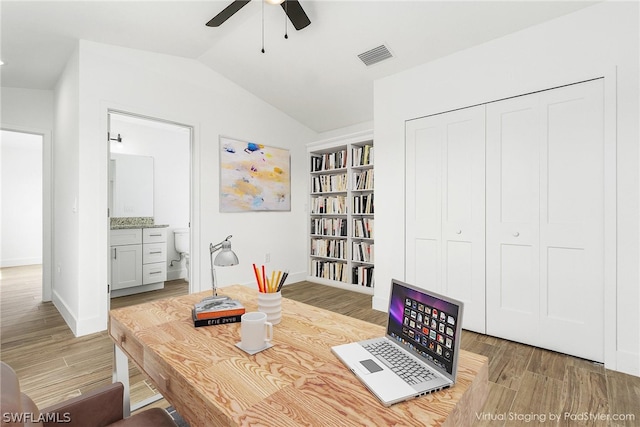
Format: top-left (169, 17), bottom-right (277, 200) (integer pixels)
top-left (213, 241), bottom-right (239, 266)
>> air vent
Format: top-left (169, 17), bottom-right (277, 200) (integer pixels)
top-left (357, 45), bottom-right (393, 67)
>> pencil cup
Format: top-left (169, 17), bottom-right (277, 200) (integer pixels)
top-left (258, 291), bottom-right (282, 325)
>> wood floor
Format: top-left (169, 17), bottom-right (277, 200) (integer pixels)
top-left (1, 265), bottom-right (639, 426)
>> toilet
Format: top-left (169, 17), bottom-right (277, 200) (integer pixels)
top-left (173, 228), bottom-right (190, 282)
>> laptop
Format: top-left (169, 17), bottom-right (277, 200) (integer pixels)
top-left (331, 279), bottom-right (464, 406)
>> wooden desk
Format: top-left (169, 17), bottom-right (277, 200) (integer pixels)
top-left (109, 285), bottom-right (488, 426)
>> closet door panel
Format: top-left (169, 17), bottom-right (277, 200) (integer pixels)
top-left (415, 239), bottom-right (440, 293)
top-left (539, 79), bottom-right (604, 362)
top-left (405, 121), bottom-right (442, 291)
top-left (486, 95), bottom-right (540, 343)
top-left (406, 106), bottom-right (486, 333)
top-left (441, 106), bottom-right (486, 333)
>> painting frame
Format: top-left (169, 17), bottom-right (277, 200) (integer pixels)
top-left (219, 136), bottom-right (291, 212)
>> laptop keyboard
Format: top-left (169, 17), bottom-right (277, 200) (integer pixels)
top-left (363, 340), bottom-right (437, 385)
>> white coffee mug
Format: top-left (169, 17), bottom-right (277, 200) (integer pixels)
top-left (241, 312), bottom-right (273, 351)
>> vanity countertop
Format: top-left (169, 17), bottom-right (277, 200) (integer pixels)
top-left (110, 217), bottom-right (169, 230)
top-left (110, 224), bottom-right (169, 230)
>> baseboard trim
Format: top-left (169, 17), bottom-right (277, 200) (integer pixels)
top-left (52, 289), bottom-right (78, 336)
top-left (0, 258), bottom-right (42, 268)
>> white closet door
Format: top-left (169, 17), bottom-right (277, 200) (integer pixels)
top-left (487, 79), bottom-right (604, 362)
top-left (538, 80), bottom-right (604, 362)
top-left (406, 106), bottom-right (486, 333)
top-left (486, 95), bottom-right (541, 345)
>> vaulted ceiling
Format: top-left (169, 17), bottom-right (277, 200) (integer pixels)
top-left (0, 1), bottom-right (596, 132)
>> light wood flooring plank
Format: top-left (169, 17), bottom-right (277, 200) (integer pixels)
top-left (606, 369), bottom-right (640, 427)
top-left (488, 339), bottom-right (534, 391)
top-left (559, 366), bottom-right (610, 427)
top-left (509, 371), bottom-right (564, 426)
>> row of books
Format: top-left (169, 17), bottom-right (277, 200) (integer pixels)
top-left (311, 149), bottom-right (348, 172)
top-left (352, 194), bottom-right (374, 215)
top-left (311, 173), bottom-right (348, 193)
top-left (310, 217), bottom-right (347, 237)
top-left (352, 169), bottom-right (374, 191)
top-left (352, 144), bottom-right (374, 167)
top-left (353, 266), bottom-right (374, 287)
top-left (310, 238), bottom-right (347, 260)
top-left (352, 241), bottom-right (375, 263)
top-left (353, 217), bottom-right (374, 239)
top-left (310, 259), bottom-right (349, 283)
top-left (310, 195), bottom-right (347, 214)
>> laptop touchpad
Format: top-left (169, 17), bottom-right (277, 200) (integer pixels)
top-left (359, 359), bottom-right (383, 374)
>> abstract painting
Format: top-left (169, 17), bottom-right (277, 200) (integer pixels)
top-left (219, 137), bottom-right (291, 212)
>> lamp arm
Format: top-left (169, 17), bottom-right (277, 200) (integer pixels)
top-left (207, 235), bottom-right (234, 299)
top-left (210, 235), bottom-right (233, 254)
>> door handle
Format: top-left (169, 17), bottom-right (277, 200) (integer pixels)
top-left (513, 232), bottom-right (520, 237)
top-left (456, 230), bottom-right (462, 234)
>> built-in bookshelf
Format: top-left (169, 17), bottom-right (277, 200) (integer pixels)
top-left (307, 131), bottom-right (374, 294)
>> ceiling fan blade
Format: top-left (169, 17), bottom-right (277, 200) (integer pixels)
top-left (280, 0), bottom-right (311, 31)
top-left (206, 0), bottom-right (252, 27)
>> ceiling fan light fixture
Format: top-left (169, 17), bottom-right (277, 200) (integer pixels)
top-left (265, 0), bottom-right (285, 4)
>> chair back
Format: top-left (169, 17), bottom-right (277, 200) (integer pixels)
top-left (1, 362), bottom-right (43, 427)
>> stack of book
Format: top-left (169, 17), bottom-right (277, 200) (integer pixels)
top-left (192, 296), bottom-right (245, 327)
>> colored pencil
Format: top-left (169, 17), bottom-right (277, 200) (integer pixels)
top-left (275, 270), bottom-right (282, 292)
top-left (252, 263), bottom-right (264, 293)
top-left (276, 270), bottom-right (289, 292)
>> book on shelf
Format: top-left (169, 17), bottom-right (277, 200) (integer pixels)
top-left (310, 259), bottom-right (348, 283)
top-left (311, 195), bottom-right (347, 214)
top-left (311, 217), bottom-right (347, 237)
top-left (311, 150), bottom-right (348, 172)
top-left (352, 169), bottom-right (374, 191)
top-left (192, 309), bottom-right (242, 327)
top-left (193, 297), bottom-right (245, 320)
top-left (352, 194), bottom-right (374, 215)
top-left (311, 238), bottom-right (346, 259)
top-left (353, 217), bottom-right (374, 238)
top-left (352, 144), bottom-right (374, 167)
top-left (352, 241), bottom-right (375, 263)
top-left (311, 173), bottom-right (348, 193)
top-left (352, 265), bottom-right (374, 287)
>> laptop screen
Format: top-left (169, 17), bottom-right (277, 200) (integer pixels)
top-left (386, 280), bottom-right (462, 377)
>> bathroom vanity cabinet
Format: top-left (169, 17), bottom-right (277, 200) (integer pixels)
top-left (111, 229), bottom-right (143, 291)
top-left (110, 227), bottom-right (167, 297)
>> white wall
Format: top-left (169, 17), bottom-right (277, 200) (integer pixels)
top-left (1, 88), bottom-right (54, 129)
top-left (374, 2), bottom-right (639, 375)
top-left (109, 114), bottom-right (191, 280)
top-left (52, 40), bottom-right (317, 335)
top-left (53, 47), bottom-right (81, 327)
top-left (0, 130), bottom-right (43, 267)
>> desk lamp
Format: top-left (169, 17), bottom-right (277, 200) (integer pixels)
top-left (205, 235), bottom-right (239, 302)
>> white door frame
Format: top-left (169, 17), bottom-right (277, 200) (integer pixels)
top-left (0, 124), bottom-right (53, 301)
top-left (105, 109), bottom-right (196, 301)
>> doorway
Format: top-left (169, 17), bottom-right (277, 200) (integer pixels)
top-left (107, 111), bottom-right (192, 308)
top-left (0, 128), bottom-right (51, 301)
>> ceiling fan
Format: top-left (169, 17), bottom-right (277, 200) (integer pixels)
top-left (206, 0), bottom-right (311, 31)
